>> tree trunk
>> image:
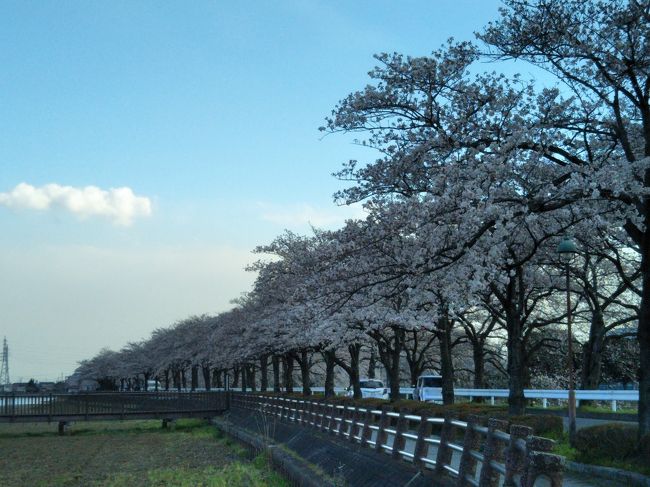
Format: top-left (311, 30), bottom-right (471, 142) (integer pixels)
top-left (247, 365), bottom-right (257, 392)
top-left (349, 344), bottom-right (362, 399)
top-left (232, 367), bottom-right (240, 388)
top-left (506, 307), bottom-right (526, 415)
top-left (174, 370), bottom-right (181, 392)
top-left (438, 314), bottom-right (455, 405)
top-left (283, 355), bottom-right (294, 393)
top-left (374, 328), bottom-right (404, 401)
top-left (143, 372), bottom-right (151, 391)
top-left (333, 344), bottom-right (362, 399)
top-left (472, 341), bottom-right (486, 402)
top-left (581, 310), bottom-right (606, 391)
top-left (181, 369), bottom-right (187, 390)
top-left (191, 366), bottom-right (198, 391)
top-left (272, 355), bottom-right (281, 392)
top-left (298, 351), bottom-right (312, 396)
top-left (323, 350), bottom-right (336, 398)
top-left (202, 365), bottom-right (211, 391)
top-left (638, 242), bottom-right (650, 438)
top-left (241, 365), bottom-right (247, 392)
top-left (164, 369), bottom-right (170, 391)
top-left (260, 355), bottom-right (268, 392)
top-left (368, 346), bottom-right (377, 379)
top-left (213, 368), bottom-right (222, 389)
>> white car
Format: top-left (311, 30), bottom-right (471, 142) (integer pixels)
top-left (414, 375), bottom-right (443, 402)
top-left (346, 379), bottom-right (389, 399)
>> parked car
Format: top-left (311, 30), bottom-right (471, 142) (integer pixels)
top-left (346, 379), bottom-right (389, 399)
top-left (414, 374), bottom-right (443, 402)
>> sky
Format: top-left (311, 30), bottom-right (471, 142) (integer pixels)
top-left (0, 0), bottom-right (541, 382)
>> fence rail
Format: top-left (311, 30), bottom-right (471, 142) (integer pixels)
top-left (232, 393), bottom-right (564, 487)
top-left (225, 387), bottom-right (637, 411)
top-left (0, 391), bottom-right (227, 422)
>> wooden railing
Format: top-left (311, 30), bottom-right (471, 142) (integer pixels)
top-left (232, 393), bottom-right (565, 487)
top-left (0, 391), bottom-right (228, 422)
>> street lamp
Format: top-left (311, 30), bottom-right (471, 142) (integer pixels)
top-left (557, 236), bottom-right (578, 445)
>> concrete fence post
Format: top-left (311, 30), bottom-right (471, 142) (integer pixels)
top-left (274, 396), bottom-right (282, 418)
top-left (349, 407), bottom-right (361, 443)
top-left (478, 418), bottom-right (508, 487)
top-left (337, 406), bottom-right (349, 437)
top-left (374, 407), bottom-right (390, 452)
top-left (434, 413), bottom-right (457, 476)
top-left (360, 408), bottom-right (374, 448)
top-left (503, 424), bottom-right (532, 487)
top-left (279, 397), bottom-right (287, 421)
top-left (306, 400), bottom-right (315, 427)
top-left (391, 409), bottom-right (408, 460)
top-left (413, 411), bottom-right (433, 470)
top-left (522, 452), bottom-right (565, 487)
top-left (521, 436), bottom-right (564, 487)
top-left (299, 400), bottom-right (306, 425)
top-left (318, 402), bottom-right (329, 431)
top-left (457, 415), bottom-right (481, 485)
top-left (327, 404), bottom-right (338, 433)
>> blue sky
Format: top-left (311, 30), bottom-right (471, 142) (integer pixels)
top-left (0, 0), bottom-right (527, 381)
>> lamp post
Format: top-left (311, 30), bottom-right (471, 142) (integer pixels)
top-left (557, 236), bottom-right (578, 445)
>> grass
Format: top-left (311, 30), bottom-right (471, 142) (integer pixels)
top-left (0, 419), bottom-right (289, 487)
top-left (532, 404), bottom-right (638, 415)
top-left (551, 432), bottom-right (650, 477)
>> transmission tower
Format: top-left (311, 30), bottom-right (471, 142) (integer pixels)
top-left (0, 337), bottom-right (9, 389)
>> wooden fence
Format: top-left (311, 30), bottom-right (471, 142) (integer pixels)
top-left (232, 393), bottom-right (564, 487)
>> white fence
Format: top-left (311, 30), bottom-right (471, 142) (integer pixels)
top-left (304, 387), bottom-right (638, 412)
top-left (213, 387), bottom-right (638, 412)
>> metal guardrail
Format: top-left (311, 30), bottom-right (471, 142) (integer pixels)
top-left (232, 393), bottom-right (565, 487)
top-left (226, 387), bottom-right (638, 411)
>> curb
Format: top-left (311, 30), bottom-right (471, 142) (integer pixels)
top-left (212, 417), bottom-right (336, 487)
top-left (525, 408), bottom-right (637, 422)
top-left (567, 460), bottom-right (650, 487)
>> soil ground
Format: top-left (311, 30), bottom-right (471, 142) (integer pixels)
top-left (0, 419), bottom-right (288, 487)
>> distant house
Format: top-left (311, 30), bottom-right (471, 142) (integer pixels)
top-left (38, 382), bottom-right (56, 392)
top-left (11, 383), bottom-right (28, 393)
top-left (65, 373), bottom-right (98, 393)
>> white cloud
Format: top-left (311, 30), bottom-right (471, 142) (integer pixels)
top-left (259, 202), bottom-right (366, 229)
top-left (0, 182), bottom-right (152, 226)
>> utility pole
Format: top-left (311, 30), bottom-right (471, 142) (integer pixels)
top-left (0, 337), bottom-right (10, 390)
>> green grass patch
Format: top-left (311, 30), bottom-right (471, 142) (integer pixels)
top-left (551, 425), bottom-right (650, 477)
top-left (0, 420), bottom-right (286, 486)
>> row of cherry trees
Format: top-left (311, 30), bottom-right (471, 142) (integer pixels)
top-left (75, 221), bottom-right (638, 408)
top-left (76, 0), bottom-right (650, 436)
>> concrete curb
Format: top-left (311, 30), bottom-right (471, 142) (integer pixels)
top-left (567, 460), bottom-right (650, 487)
top-left (525, 408), bottom-right (637, 422)
top-left (212, 417), bottom-right (336, 487)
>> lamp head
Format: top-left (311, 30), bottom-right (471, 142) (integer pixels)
top-left (557, 237), bottom-right (578, 262)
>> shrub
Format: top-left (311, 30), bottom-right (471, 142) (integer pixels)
top-left (637, 433), bottom-right (650, 459)
top-left (575, 424), bottom-right (639, 461)
top-left (509, 415), bottom-right (563, 439)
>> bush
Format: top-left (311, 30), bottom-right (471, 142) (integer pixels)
top-left (575, 424), bottom-right (639, 461)
top-left (389, 400), bottom-right (508, 421)
top-left (509, 415), bottom-right (563, 439)
top-left (637, 433), bottom-right (650, 459)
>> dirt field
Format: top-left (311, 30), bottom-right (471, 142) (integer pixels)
top-left (0, 419), bottom-right (288, 487)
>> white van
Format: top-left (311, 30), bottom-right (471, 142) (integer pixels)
top-left (414, 375), bottom-right (443, 402)
top-left (346, 379), bottom-right (389, 399)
